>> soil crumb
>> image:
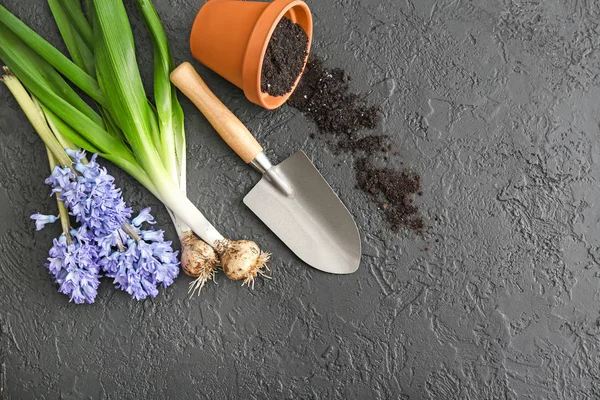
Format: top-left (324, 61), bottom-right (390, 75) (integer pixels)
top-left (261, 17), bottom-right (309, 97)
top-left (289, 54), bottom-right (425, 235)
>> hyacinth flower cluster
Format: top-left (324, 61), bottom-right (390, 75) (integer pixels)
top-left (32, 150), bottom-right (179, 304)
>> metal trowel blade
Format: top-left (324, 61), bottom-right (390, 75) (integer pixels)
top-left (243, 151), bottom-right (361, 274)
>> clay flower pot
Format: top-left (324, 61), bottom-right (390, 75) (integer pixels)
top-left (190, 0), bottom-right (313, 110)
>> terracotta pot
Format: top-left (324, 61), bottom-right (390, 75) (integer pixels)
top-left (189, 0), bottom-right (313, 110)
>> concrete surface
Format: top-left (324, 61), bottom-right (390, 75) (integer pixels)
top-left (1, 0), bottom-right (599, 398)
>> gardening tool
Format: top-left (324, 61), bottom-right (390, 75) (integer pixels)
top-left (171, 62), bottom-right (361, 274)
top-left (189, 0), bottom-right (312, 110)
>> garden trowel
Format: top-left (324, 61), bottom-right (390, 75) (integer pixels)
top-left (171, 62), bottom-right (361, 274)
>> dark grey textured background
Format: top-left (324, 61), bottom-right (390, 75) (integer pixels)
top-left (1, 0), bottom-right (599, 398)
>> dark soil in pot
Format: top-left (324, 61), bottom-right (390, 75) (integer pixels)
top-left (261, 17), bottom-right (309, 97)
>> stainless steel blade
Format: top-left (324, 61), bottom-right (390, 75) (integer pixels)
top-left (244, 151), bottom-right (361, 274)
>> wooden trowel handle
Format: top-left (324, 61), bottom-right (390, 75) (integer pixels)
top-left (170, 62), bottom-right (263, 164)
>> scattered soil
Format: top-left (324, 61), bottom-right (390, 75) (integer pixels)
top-left (261, 17), bottom-right (309, 97)
top-left (355, 158), bottom-right (424, 234)
top-left (289, 55), bottom-right (425, 235)
top-left (288, 56), bottom-right (380, 143)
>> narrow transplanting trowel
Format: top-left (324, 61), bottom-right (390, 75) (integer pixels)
top-left (171, 62), bottom-right (361, 274)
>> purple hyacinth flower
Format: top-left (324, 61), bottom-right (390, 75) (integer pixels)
top-left (45, 165), bottom-right (75, 191)
top-left (65, 148), bottom-right (85, 162)
top-left (46, 229), bottom-right (101, 304)
top-left (47, 151), bottom-right (131, 238)
top-left (42, 150), bottom-right (181, 302)
top-left (131, 207), bottom-right (155, 227)
top-left (100, 210), bottom-right (179, 300)
top-left (101, 238), bottom-right (179, 300)
top-left (103, 240), bottom-right (155, 300)
top-left (31, 213), bottom-right (58, 231)
top-left (141, 230), bottom-right (164, 242)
